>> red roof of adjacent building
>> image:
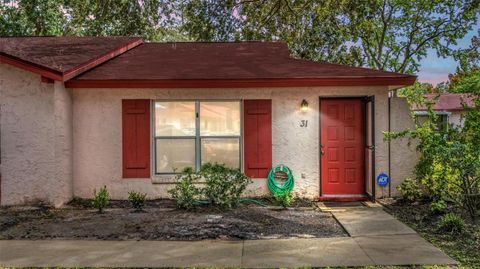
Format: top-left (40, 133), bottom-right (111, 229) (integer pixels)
top-left (413, 93), bottom-right (475, 111)
top-left (0, 36), bottom-right (143, 81)
top-left (0, 37), bottom-right (416, 87)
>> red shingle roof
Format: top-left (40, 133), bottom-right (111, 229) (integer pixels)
top-left (1, 37), bottom-right (415, 87)
top-left (68, 42), bottom-right (415, 88)
top-left (0, 36), bottom-right (143, 81)
top-left (413, 93), bottom-right (475, 111)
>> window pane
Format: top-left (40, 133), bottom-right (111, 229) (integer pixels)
top-left (201, 138), bottom-right (240, 168)
top-left (200, 101), bottom-right (240, 136)
top-left (155, 102), bottom-right (196, 136)
top-left (156, 139), bottom-right (195, 173)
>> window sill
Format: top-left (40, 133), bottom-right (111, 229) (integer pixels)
top-left (151, 175), bottom-right (177, 184)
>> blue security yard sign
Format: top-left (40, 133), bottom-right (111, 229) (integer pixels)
top-left (376, 172), bottom-right (390, 187)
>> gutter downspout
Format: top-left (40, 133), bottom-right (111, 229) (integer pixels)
top-left (388, 91), bottom-right (392, 197)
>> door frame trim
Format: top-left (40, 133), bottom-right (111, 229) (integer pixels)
top-left (318, 96), bottom-right (375, 201)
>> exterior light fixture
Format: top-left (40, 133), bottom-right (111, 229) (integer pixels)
top-left (301, 99), bottom-right (309, 112)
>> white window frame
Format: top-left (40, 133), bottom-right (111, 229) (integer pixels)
top-left (152, 100), bottom-right (243, 175)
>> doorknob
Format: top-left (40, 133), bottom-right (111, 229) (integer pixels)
top-left (321, 144), bottom-right (325, 156)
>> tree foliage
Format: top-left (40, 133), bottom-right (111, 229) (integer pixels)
top-left (0, 0), bottom-right (186, 41)
top-left (1, 0), bottom-right (478, 74)
top-left (180, 0), bottom-right (479, 73)
top-left (389, 75), bottom-right (480, 221)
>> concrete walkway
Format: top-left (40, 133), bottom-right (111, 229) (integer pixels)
top-left (0, 205), bottom-right (457, 268)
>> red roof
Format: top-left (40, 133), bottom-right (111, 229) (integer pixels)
top-left (1, 37), bottom-right (415, 87)
top-left (68, 42), bottom-right (415, 88)
top-left (0, 36), bottom-right (143, 81)
top-left (413, 93), bottom-right (475, 111)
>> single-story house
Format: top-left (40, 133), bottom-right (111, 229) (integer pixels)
top-left (413, 93), bottom-right (475, 127)
top-left (0, 37), bottom-right (417, 207)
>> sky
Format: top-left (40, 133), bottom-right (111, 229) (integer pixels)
top-left (417, 28), bottom-right (478, 86)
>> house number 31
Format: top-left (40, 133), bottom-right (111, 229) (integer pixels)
top-left (300, 120), bottom-right (308, 127)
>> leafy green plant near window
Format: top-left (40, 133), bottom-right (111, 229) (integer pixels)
top-left (128, 191), bottom-right (147, 212)
top-left (168, 167), bottom-right (202, 210)
top-left (168, 163), bottom-right (251, 210)
top-left (200, 163), bottom-right (252, 209)
top-left (92, 186), bottom-right (109, 213)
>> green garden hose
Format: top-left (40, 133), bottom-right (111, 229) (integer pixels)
top-left (267, 164), bottom-right (294, 195)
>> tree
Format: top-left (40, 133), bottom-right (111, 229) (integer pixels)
top-left (454, 32), bottom-right (480, 73)
top-left (0, 0), bottom-right (185, 41)
top-left (0, 0), bottom-right (67, 36)
top-left (180, 0), bottom-right (479, 73)
top-left (2, 0), bottom-right (478, 74)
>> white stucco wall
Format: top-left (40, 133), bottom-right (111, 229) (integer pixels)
top-left (0, 65), bottom-right (73, 206)
top-left (389, 96), bottom-right (417, 197)
top-left (72, 86), bottom-right (395, 200)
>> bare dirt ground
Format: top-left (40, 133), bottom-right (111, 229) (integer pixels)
top-left (0, 200), bottom-right (346, 240)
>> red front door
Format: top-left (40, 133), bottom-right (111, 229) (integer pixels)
top-left (321, 98), bottom-right (365, 195)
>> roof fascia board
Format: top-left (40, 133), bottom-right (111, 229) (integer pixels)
top-left (65, 77), bottom-right (417, 88)
top-left (0, 53), bottom-right (63, 80)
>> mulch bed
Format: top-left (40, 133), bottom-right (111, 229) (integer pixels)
top-left (0, 199), bottom-right (346, 240)
top-left (381, 198), bottom-right (480, 267)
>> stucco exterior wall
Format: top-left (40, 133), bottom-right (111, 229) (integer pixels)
top-left (389, 96), bottom-right (417, 197)
top-left (0, 65), bottom-right (73, 206)
top-left (72, 86), bottom-right (395, 200)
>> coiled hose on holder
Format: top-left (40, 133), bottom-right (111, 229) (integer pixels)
top-left (267, 164), bottom-right (294, 196)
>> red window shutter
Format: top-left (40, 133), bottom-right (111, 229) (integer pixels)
top-left (122, 99), bottom-right (150, 178)
top-left (244, 99), bottom-right (272, 178)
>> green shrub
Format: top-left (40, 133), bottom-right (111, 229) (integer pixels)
top-left (397, 178), bottom-right (423, 202)
top-left (387, 85), bottom-right (480, 220)
top-left (430, 199), bottom-right (447, 214)
top-left (437, 213), bottom-right (466, 235)
top-left (200, 163), bottom-right (252, 209)
top-left (92, 186), bottom-right (109, 213)
top-left (168, 167), bottom-right (201, 210)
top-left (128, 191), bottom-right (147, 211)
top-left (274, 191), bottom-right (295, 208)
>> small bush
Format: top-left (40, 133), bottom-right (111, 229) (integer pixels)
top-left (437, 213), bottom-right (466, 235)
top-left (430, 199), bottom-right (447, 214)
top-left (397, 178), bottom-right (423, 201)
top-left (274, 191), bottom-right (295, 208)
top-left (92, 186), bottom-right (109, 213)
top-left (128, 191), bottom-right (147, 211)
top-left (168, 167), bottom-right (201, 210)
top-left (200, 163), bottom-right (252, 209)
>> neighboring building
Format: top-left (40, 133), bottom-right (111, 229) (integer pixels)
top-left (0, 37), bottom-right (416, 207)
top-left (413, 93), bottom-right (475, 128)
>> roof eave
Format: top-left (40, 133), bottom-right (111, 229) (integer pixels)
top-left (65, 77), bottom-right (417, 88)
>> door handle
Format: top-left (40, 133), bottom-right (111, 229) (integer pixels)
top-left (321, 144), bottom-right (325, 156)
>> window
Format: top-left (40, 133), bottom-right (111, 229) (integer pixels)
top-left (414, 111), bottom-right (449, 131)
top-left (154, 101), bottom-right (241, 174)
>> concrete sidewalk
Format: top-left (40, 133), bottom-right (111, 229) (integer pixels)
top-left (0, 206), bottom-right (457, 268)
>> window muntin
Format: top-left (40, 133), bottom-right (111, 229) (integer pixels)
top-left (414, 112), bottom-right (449, 131)
top-left (154, 100), bottom-right (241, 174)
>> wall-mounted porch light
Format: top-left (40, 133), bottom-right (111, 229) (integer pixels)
top-left (300, 99), bottom-right (309, 112)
